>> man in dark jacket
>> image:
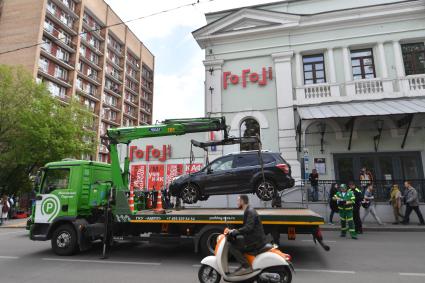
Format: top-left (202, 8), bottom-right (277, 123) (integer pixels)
top-left (229, 195), bottom-right (267, 276)
top-left (349, 181), bottom-right (363, 234)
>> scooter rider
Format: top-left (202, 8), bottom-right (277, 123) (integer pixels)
top-left (229, 195), bottom-right (267, 276)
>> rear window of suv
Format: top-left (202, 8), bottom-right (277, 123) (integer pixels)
top-left (234, 153), bottom-right (275, 168)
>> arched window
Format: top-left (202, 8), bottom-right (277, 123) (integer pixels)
top-left (240, 118), bottom-right (260, 151)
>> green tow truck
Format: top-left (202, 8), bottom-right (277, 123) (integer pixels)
top-left (28, 117), bottom-right (329, 256)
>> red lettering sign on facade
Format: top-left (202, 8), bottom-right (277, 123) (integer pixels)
top-left (166, 164), bottom-right (184, 188)
top-left (185, 163), bottom-right (203, 174)
top-left (129, 145), bottom-right (171, 162)
top-left (148, 164), bottom-right (165, 191)
top-left (130, 165), bottom-right (147, 191)
top-left (223, 67), bottom-right (273, 89)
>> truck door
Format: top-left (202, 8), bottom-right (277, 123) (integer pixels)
top-left (34, 167), bottom-right (71, 224)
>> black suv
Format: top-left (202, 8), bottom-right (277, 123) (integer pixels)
top-left (169, 151), bottom-right (295, 204)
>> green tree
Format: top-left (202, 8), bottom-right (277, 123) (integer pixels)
top-left (0, 65), bottom-right (97, 194)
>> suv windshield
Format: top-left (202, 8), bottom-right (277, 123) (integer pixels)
top-left (41, 168), bottom-right (70, 194)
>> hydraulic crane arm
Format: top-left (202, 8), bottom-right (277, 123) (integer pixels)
top-left (106, 117), bottom-right (228, 193)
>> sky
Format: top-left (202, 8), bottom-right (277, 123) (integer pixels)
top-left (104, 0), bottom-right (274, 122)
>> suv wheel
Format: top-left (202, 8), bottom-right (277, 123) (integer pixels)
top-left (181, 183), bottom-right (199, 204)
top-left (255, 180), bottom-right (276, 201)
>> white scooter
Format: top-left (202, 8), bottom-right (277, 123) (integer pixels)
top-left (198, 228), bottom-right (294, 283)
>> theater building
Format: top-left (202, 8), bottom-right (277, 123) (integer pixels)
top-left (191, 0), bottom-right (425, 200)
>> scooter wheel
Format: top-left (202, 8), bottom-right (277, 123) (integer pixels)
top-left (260, 266), bottom-right (292, 283)
top-left (198, 264), bottom-right (221, 283)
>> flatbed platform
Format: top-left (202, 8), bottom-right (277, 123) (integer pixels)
top-left (125, 208), bottom-right (324, 225)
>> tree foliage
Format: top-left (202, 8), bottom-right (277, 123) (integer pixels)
top-left (0, 65), bottom-right (97, 194)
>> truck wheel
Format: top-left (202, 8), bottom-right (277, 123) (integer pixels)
top-left (200, 228), bottom-right (222, 256)
top-left (51, 224), bottom-right (78, 256)
top-left (181, 184), bottom-right (199, 204)
top-left (255, 179), bottom-right (276, 201)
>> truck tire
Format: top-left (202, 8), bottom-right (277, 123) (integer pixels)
top-left (51, 224), bottom-right (78, 256)
top-left (255, 179), bottom-right (276, 201)
top-left (199, 228), bottom-right (222, 256)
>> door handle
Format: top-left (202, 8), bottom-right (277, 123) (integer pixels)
top-left (36, 195), bottom-right (42, 201)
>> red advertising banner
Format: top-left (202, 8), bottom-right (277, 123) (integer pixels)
top-left (148, 164), bottom-right (165, 191)
top-left (130, 165), bottom-right (147, 191)
top-left (166, 164), bottom-right (184, 188)
top-left (185, 163), bottom-right (203, 174)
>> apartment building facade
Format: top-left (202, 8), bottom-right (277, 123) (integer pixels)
top-left (0, 0), bottom-right (155, 162)
top-left (192, 0), bottom-right (425, 199)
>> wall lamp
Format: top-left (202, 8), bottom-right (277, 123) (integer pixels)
top-left (318, 123), bottom-right (326, 154)
top-left (374, 119), bottom-right (384, 152)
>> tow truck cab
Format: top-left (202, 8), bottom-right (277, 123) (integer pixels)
top-left (29, 160), bottom-right (111, 248)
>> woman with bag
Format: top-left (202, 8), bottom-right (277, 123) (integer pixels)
top-left (1, 195), bottom-right (10, 225)
top-left (328, 183), bottom-right (339, 224)
top-left (362, 185), bottom-right (383, 225)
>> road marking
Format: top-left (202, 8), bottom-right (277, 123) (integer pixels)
top-left (399, 273), bottom-right (425, 277)
top-left (296, 269), bottom-right (355, 274)
top-left (42, 258), bottom-right (161, 266)
top-left (301, 240), bottom-right (337, 243)
top-left (0, 256), bottom-right (19, 259)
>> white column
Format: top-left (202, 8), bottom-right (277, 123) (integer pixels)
top-left (272, 51), bottom-right (301, 181)
top-left (327, 48), bottom-right (337, 83)
top-left (342, 46), bottom-right (355, 96)
top-left (377, 42), bottom-right (388, 78)
top-left (295, 52), bottom-right (303, 87)
top-left (392, 40), bottom-right (408, 92)
top-left (327, 47), bottom-right (340, 98)
top-left (377, 42), bottom-right (393, 93)
top-left (392, 40), bottom-right (405, 78)
top-left (342, 47), bottom-right (352, 81)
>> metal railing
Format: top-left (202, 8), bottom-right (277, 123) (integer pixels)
top-left (298, 179), bottom-right (425, 203)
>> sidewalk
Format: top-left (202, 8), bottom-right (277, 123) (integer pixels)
top-left (321, 222), bottom-right (425, 232)
top-left (0, 218), bottom-right (27, 229)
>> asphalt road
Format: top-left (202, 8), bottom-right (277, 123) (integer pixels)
top-left (0, 229), bottom-right (424, 283)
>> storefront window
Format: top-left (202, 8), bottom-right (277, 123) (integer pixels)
top-left (240, 118), bottom-right (260, 151)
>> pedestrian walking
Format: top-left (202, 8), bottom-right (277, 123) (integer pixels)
top-left (309, 169), bottom-right (319, 202)
top-left (401, 181), bottom-right (425, 225)
top-left (328, 183), bottom-right (339, 224)
top-left (349, 181), bottom-right (363, 234)
top-left (362, 185), bottom-right (383, 225)
top-left (1, 195), bottom-right (10, 224)
top-left (333, 184), bottom-right (357, 239)
top-left (389, 184), bottom-right (404, 224)
top-left (359, 167), bottom-right (373, 191)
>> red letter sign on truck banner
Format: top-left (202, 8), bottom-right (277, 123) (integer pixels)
top-left (148, 164), bottom-right (165, 191)
top-left (166, 164), bottom-right (184, 188)
top-left (130, 165), bottom-right (147, 191)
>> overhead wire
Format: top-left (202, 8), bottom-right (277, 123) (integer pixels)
top-left (0, 0), bottom-right (217, 56)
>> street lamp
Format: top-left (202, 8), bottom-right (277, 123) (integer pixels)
top-left (318, 123), bottom-right (326, 154)
top-left (374, 119), bottom-right (384, 152)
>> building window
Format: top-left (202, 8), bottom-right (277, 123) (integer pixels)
top-left (47, 81), bottom-right (66, 98)
top-left (402, 43), bottom-right (425, 76)
top-left (351, 49), bottom-right (376, 80)
top-left (303, 54), bottom-right (326, 85)
top-left (39, 57), bottom-right (49, 72)
top-left (55, 65), bottom-right (67, 80)
top-left (239, 118), bottom-right (260, 151)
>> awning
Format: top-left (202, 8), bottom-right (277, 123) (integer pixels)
top-left (296, 98), bottom-right (425, 120)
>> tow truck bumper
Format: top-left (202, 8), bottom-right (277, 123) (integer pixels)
top-left (29, 223), bottom-right (49, 241)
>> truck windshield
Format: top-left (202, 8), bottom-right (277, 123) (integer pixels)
top-left (41, 168), bottom-right (70, 194)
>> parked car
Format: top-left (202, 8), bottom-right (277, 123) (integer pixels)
top-left (169, 151), bottom-right (295, 204)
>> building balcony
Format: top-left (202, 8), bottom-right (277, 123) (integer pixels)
top-left (45, 9), bottom-right (77, 36)
top-left (79, 55), bottom-right (102, 71)
top-left (124, 111), bottom-right (137, 120)
top-left (102, 101), bottom-right (121, 112)
top-left (107, 43), bottom-right (123, 58)
top-left (82, 21), bottom-right (104, 41)
top-left (104, 86), bottom-right (122, 97)
top-left (78, 71), bottom-right (101, 86)
top-left (126, 73), bottom-right (139, 84)
top-left (106, 57), bottom-right (123, 71)
top-left (80, 38), bottom-right (103, 56)
top-left (51, 0), bottom-right (79, 19)
top-left (294, 75), bottom-right (425, 106)
top-left (37, 68), bottom-right (72, 88)
top-left (126, 59), bottom-right (140, 71)
top-left (125, 85), bottom-right (139, 96)
top-left (40, 48), bottom-right (75, 70)
top-left (76, 87), bottom-right (100, 102)
top-left (125, 98), bottom-right (138, 108)
top-left (140, 107), bottom-right (151, 115)
top-left (101, 117), bottom-right (120, 127)
top-left (43, 27), bottom-right (76, 53)
top-left (105, 72), bottom-right (122, 85)
top-left (140, 95), bottom-right (152, 104)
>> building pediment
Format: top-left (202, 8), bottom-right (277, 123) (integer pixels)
top-left (193, 8), bottom-right (300, 45)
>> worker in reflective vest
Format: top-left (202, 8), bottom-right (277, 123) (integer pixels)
top-left (333, 184), bottom-right (357, 239)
